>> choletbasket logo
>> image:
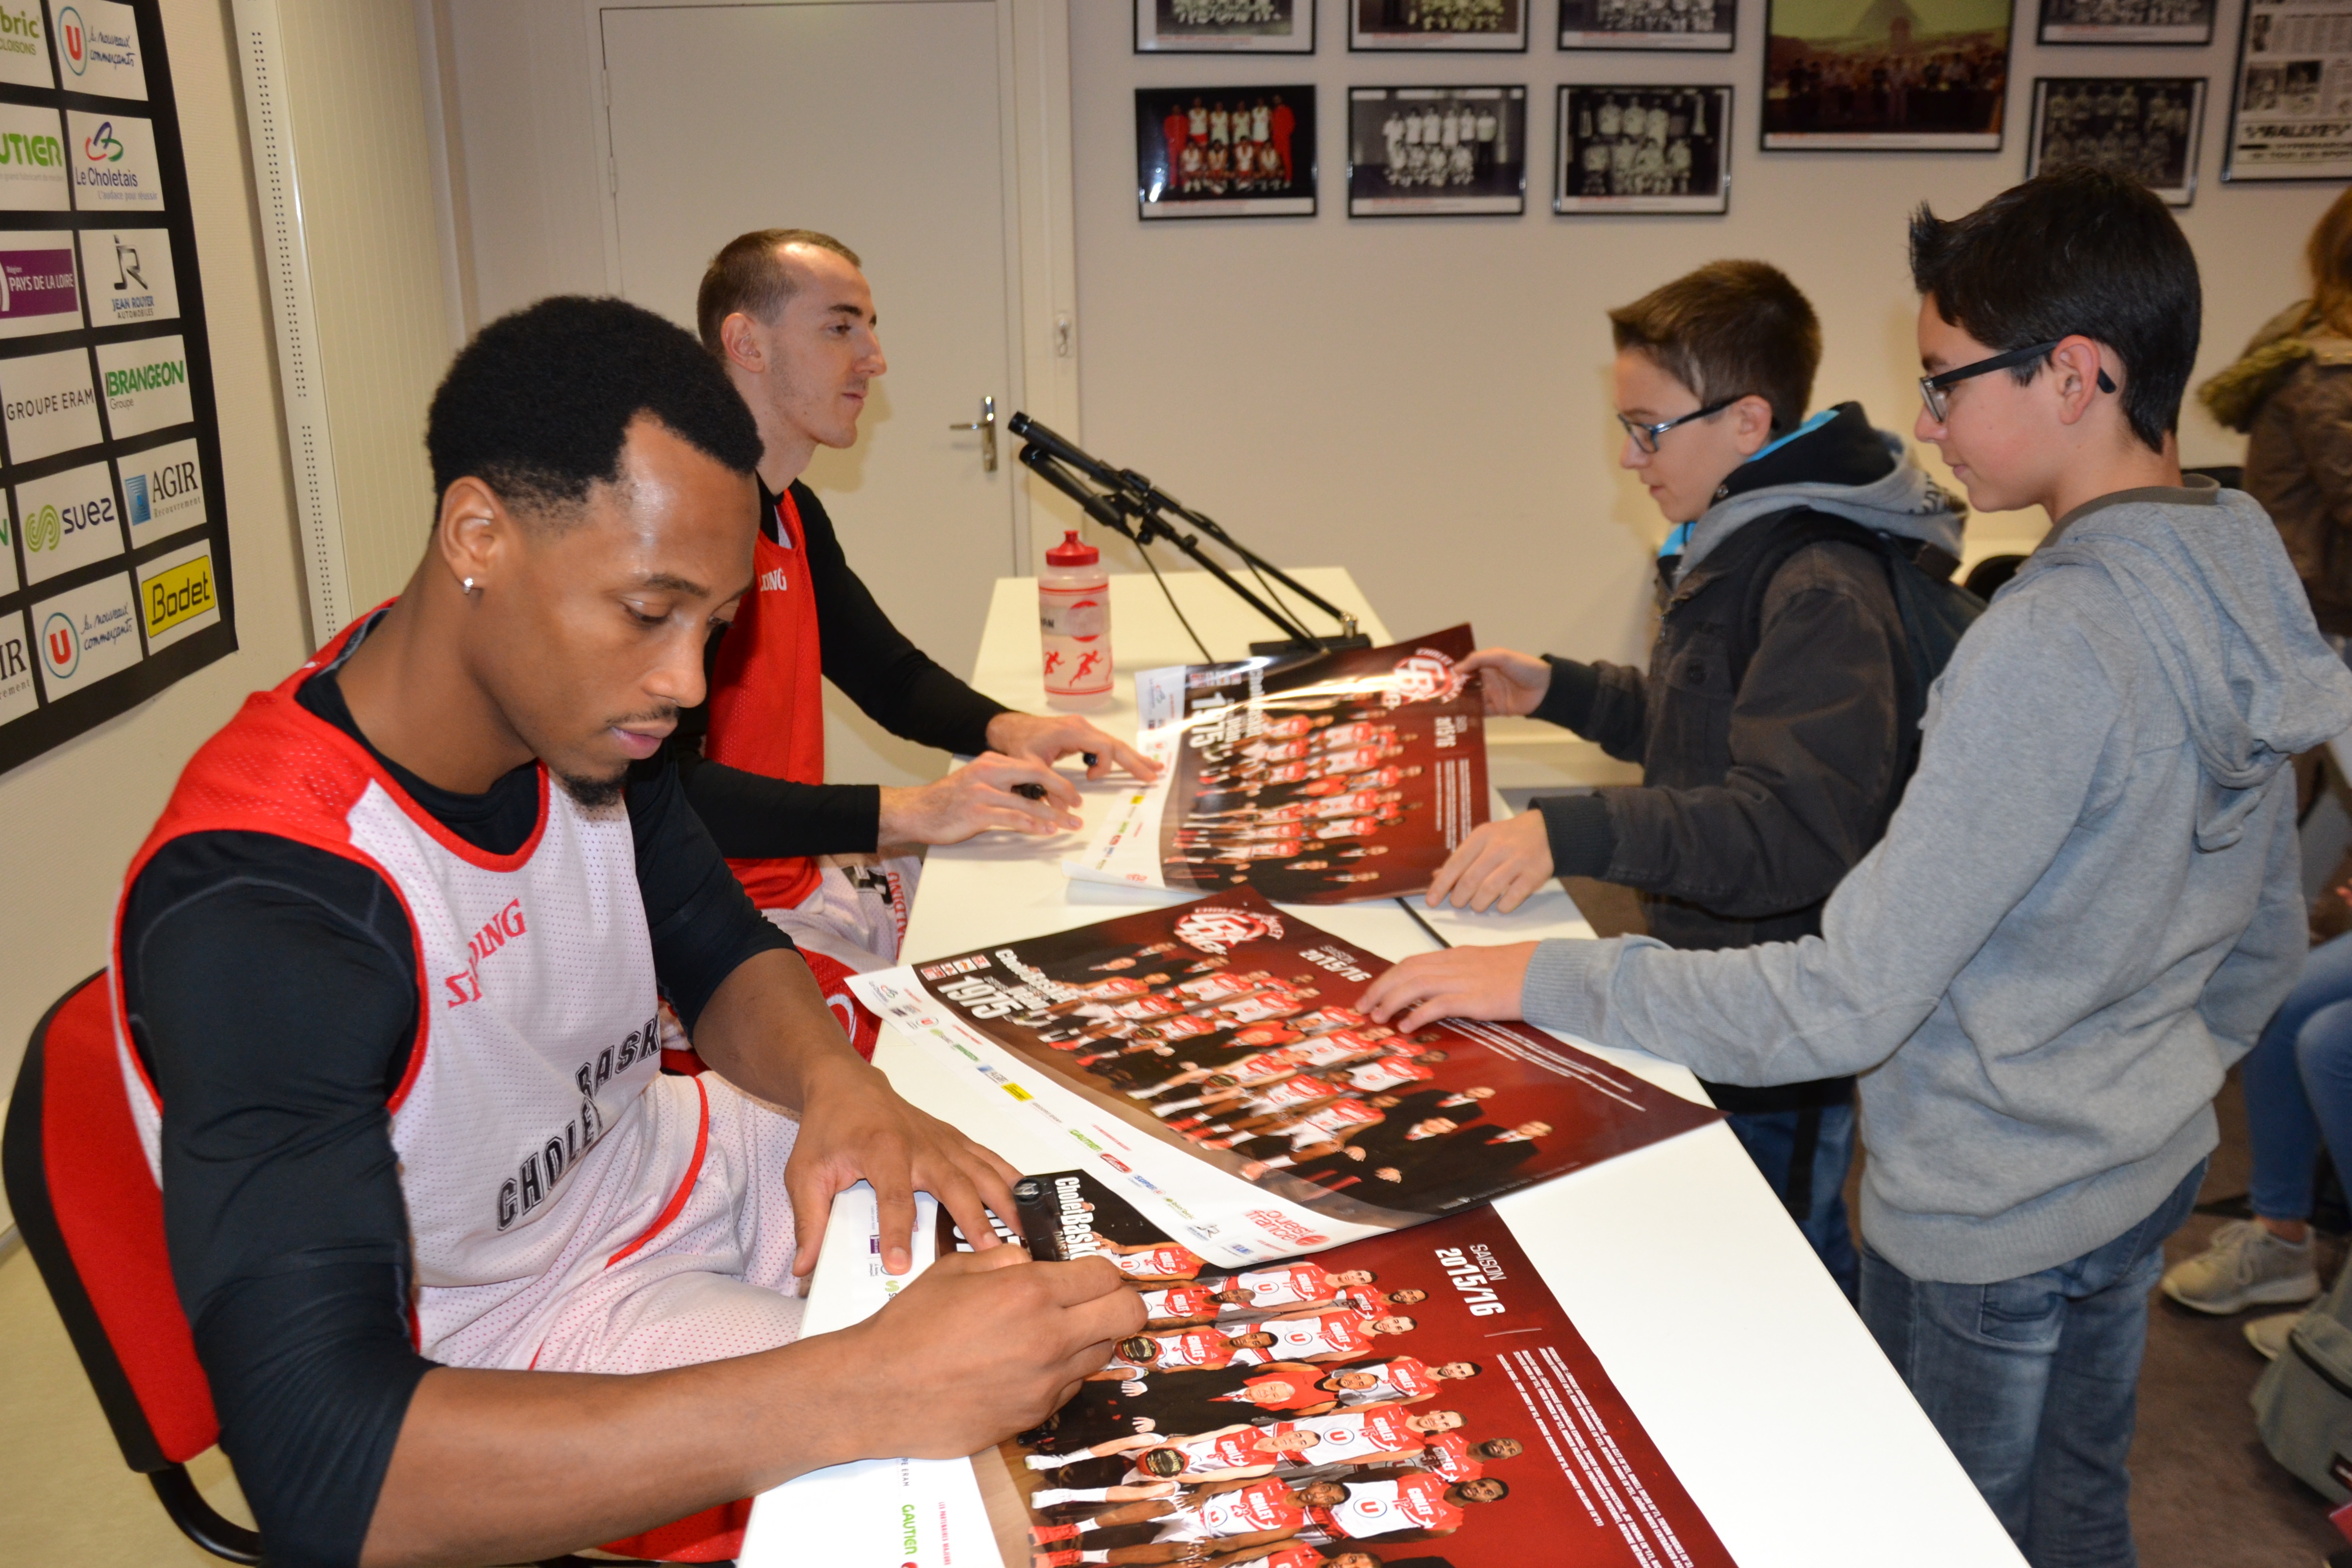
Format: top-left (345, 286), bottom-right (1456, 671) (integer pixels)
top-left (1174, 905), bottom-right (1284, 954)
top-left (1385, 646), bottom-right (1463, 707)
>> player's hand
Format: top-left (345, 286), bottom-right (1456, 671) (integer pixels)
top-left (1457, 647), bottom-right (1552, 717)
top-left (1360, 942), bottom-right (1540, 1034)
top-left (784, 1055), bottom-right (1022, 1276)
top-left (987, 710), bottom-right (1163, 783)
top-left (838, 1248), bottom-right (1145, 1460)
top-left (877, 752), bottom-right (1082, 845)
top-left (1425, 811), bottom-right (1555, 914)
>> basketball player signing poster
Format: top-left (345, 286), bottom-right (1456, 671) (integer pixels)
top-left (843, 887), bottom-right (1721, 1262)
top-left (1067, 626), bottom-right (1492, 903)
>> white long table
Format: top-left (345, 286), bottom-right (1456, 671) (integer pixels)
top-left (759, 569), bottom-right (2022, 1568)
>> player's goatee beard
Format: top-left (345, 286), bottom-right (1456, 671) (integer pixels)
top-left (556, 765), bottom-right (629, 810)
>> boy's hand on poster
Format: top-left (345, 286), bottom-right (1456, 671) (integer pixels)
top-left (1457, 647), bottom-right (1552, 716)
top-left (1426, 812), bottom-right (1555, 913)
top-left (988, 710), bottom-right (1163, 783)
top-left (878, 752), bottom-right (1082, 844)
top-left (1362, 942), bottom-right (1540, 1034)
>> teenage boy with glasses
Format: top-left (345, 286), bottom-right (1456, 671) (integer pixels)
top-left (1430, 258), bottom-right (1965, 1301)
top-left (1364, 169), bottom-right (2352, 1565)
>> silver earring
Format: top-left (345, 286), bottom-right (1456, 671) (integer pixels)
top-left (462, 577), bottom-right (477, 594)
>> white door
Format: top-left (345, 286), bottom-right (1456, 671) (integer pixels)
top-left (599, 0), bottom-right (1024, 787)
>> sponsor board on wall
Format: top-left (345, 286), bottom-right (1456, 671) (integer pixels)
top-left (0, 0), bottom-right (233, 774)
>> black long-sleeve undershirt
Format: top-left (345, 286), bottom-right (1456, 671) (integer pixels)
top-left (673, 479), bottom-right (1009, 858)
top-left (116, 651), bottom-right (792, 1567)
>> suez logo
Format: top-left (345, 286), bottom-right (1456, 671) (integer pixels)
top-left (19, 485), bottom-right (111, 554)
top-left (443, 896), bottom-right (529, 1008)
top-left (494, 1012), bottom-right (660, 1231)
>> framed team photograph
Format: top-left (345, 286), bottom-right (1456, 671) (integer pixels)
top-left (1136, 86), bottom-right (1317, 219)
top-left (1136, 0), bottom-right (1316, 52)
top-left (1559, 0), bottom-right (1738, 50)
top-left (1348, 85), bottom-right (1530, 214)
top-left (1351, 0), bottom-right (1533, 50)
top-left (1555, 85), bottom-right (1732, 212)
top-left (2028, 77), bottom-right (2204, 204)
top-left (2038, 0), bottom-right (2215, 44)
top-left (2224, 0), bottom-right (2352, 182)
top-left (1760, 0), bottom-right (2012, 150)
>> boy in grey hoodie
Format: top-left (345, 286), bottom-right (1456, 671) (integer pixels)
top-left (1438, 261), bottom-right (1964, 1300)
top-left (1368, 170), bottom-right (2352, 1565)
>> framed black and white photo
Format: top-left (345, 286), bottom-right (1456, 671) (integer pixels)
top-left (2028, 77), bottom-right (2204, 204)
top-left (1136, 0), bottom-right (1315, 53)
top-left (1351, 0), bottom-right (1532, 50)
top-left (1348, 86), bottom-right (1529, 212)
top-left (1555, 85), bottom-right (1732, 211)
top-left (1559, 0), bottom-right (1737, 51)
top-left (2224, 0), bottom-right (2352, 182)
top-left (1136, 86), bottom-right (1317, 218)
top-left (1761, 0), bottom-right (2012, 150)
top-left (2037, 0), bottom-right (2215, 45)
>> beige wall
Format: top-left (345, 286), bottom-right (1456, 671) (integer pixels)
top-left (1070, 7), bottom-right (2344, 671)
top-left (0, 0), bottom-right (309, 1173)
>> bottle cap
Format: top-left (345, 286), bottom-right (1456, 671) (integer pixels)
top-left (1046, 529), bottom-right (1099, 567)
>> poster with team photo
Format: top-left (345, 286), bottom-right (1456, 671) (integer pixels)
top-left (2028, 78), bottom-right (2204, 205)
top-left (1067, 627), bottom-right (1491, 900)
top-left (1137, 0), bottom-right (1316, 51)
top-left (1138, 85), bottom-right (1318, 218)
top-left (2224, 0), bottom-right (2352, 182)
top-left (845, 887), bottom-right (1722, 1263)
top-left (1352, 0), bottom-right (1532, 48)
top-left (1760, 0), bottom-right (2012, 150)
top-left (1349, 89), bottom-right (1530, 215)
top-left (1555, 86), bottom-right (1732, 211)
top-left (2038, 0), bottom-right (2215, 44)
top-left (1559, 0), bottom-right (1737, 50)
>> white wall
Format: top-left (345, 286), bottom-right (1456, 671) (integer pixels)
top-left (1070, 5), bottom-right (2342, 670)
top-left (0, 0), bottom-right (310, 1174)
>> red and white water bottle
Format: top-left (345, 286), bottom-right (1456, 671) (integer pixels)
top-left (1040, 529), bottom-right (1112, 705)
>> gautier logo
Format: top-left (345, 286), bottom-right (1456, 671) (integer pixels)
top-left (0, 128), bottom-right (60, 167)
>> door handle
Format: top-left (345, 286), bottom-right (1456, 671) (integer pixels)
top-left (948, 395), bottom-right (997, 472)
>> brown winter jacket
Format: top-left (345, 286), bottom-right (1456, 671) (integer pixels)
top-left (2208, 304), bottom-right (2352, 634)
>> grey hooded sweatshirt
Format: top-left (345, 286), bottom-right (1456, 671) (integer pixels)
top-left (1524, 480), bottom-right (2352, 1283)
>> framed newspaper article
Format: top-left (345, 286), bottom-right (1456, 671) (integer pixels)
top-left (2225, 0), bottom-right (2352, 181)
top-left (2037, 0), bottom-right (2216, 45)
top-left (1558, 0), bottom-right (1738, 50)
top-left (1347, 90), bottom-right (1530, 216)
top-left (1352, 0), bottom-right (1532, 50)
top-left (2028, 78), bottom-right (2205, 205)
top-left (1555, 85), bottom-right (1732, 211)
top-left (1761, 0), bottom-right (2013, 151)
top-left (1136, 0), bottom-right (1316, 52)
top-left (1137, 86), bottom-right (1317, 218)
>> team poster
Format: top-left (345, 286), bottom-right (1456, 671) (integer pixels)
top-left (1066, 627), bottom-right (1491, 903)
top-left (846, 888), bottom-right (1721, 1263)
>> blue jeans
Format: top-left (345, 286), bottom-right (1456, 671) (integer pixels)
top-left (2246, 930), bottom-right (2352, 1221)
top-left (1727, 1103), bottom-right (1860, 1302)
top-left (1859, 1160), bottom-right (2206, 1568)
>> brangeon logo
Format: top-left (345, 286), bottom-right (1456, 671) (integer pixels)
top-left (103, 353), bottom-right (182, 398)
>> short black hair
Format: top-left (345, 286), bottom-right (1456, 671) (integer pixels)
top-left (1608, 261), bottom-right (1820, 435)
top-left (1909, 168), bottom-right (2199, 453)
top-left (426, 295), bottom-right (763, 520)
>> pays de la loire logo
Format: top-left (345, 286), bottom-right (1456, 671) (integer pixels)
top-left (83, 120), bottom-right (121, 163)
top-left (1384, 647), bottom-right (1463, 708)
top-left (1174, 905), bottom-right (1283, 955)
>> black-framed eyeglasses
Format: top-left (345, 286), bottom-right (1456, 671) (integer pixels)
top-left (1616, 396), bottom-right (1741, 454)
top-left (1918, 339), bottom-right (2117, 423)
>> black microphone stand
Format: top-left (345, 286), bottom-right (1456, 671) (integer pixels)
top-left (1009, 412), bottom-right (1370, 658)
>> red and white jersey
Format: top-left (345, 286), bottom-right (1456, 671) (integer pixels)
top-left (1156, 1423), bottom-right (1297, 1476)
top-left (1346, 766), bottom-right (1409, 791)
top-left (1306, 790), bottom-right (1384, 818)
top-left (1178, 970), bottom-right (1263, 1002)
top-left (1257, 715), bottom-right (1320, 738)
top-left (1227, 1261), bottom-right (1334, 1309)
top-left (1314, 746), bottom-right (1385, 774)
top-left (1342, 1357), bottom-right (1440, 1404)
top-left (111, 618), bottom-right (679, 1366)
top-left (1141, 1283), bottom-right (1222, 1321)
top-left (1315, 722), bottom-right (1391, 749)
top-left (1222, 1049), bottom-right (1304, 1083)
top-left (1109, 1243), bottom-right (1207, 1280)
top-left (1250, 761), bottom-right (1312, 785)
top-left (1244, 1074), bottom-right (1336, 1113)
top-left (1342, 1057), bottom-right (1436, 1095)
top-left (1220, 1547), bottom-right (1324, 1568)
top-left (1229, 1023), bottom-right (1304, 1048)
top-left (1262, 1311), bottom-right (1374, 1360)
top-left (1313, 817), bottom-right (1381, 841)
top-left (1069, 975), bottom-right (1153, 1000)
top-left (1240, 739), bottom-right (1311, 763)
top-left (1416, 1430), bottom-right (1483, 1483)
top-left (1142, 1327), bottom-right (1265, 1371)
top-left (1333, 1285), bottom-right (1391, 1317)
top-left (1141, 1014), bottom-right (1221, 1044)
top-left (1220, 991), bottom-right (1311, 1025)
top-left (1189, 1480), bottom-right (1306, 1538)
top-left (1286, 1403), bottom-right (1418, 1466)
top-left (1285, 1034), bottom-right (1373, 1069)
top-left (1293, 1006), bottom-right (1370, 1035)
top-left (1105, 992), bottom-right (1186, 1022)
top-left (1317, 1474), bottom-right (1462, 1539)
top-left (1287, 1098), bottom-right (1384, 1146)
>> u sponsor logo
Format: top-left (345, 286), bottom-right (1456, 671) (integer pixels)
top-left (57, 6), bottom-right (81, 72)
top-left (40, 608), bottom-right (75, 677)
